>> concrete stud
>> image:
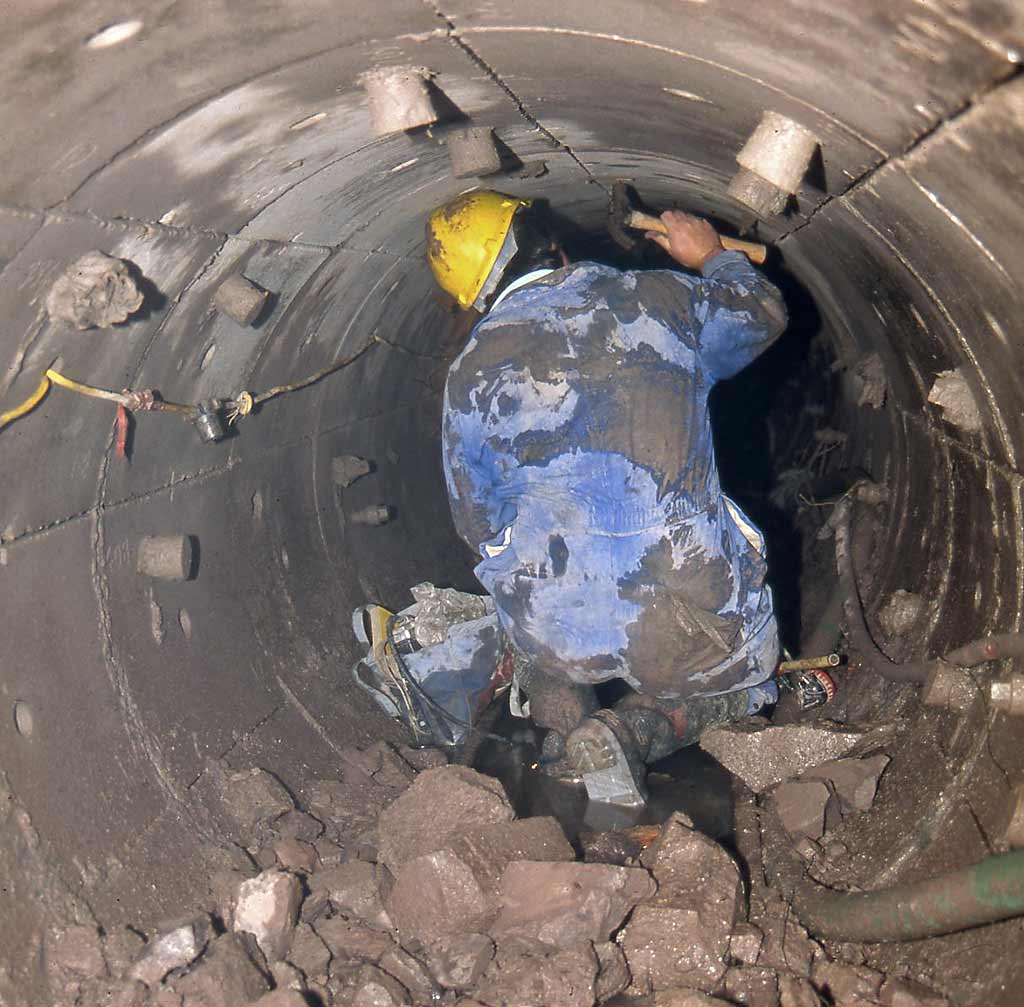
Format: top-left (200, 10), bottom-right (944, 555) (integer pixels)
top-left (331, 455), bottom-right (372, 488)
top-left (361, 67), bottom-right (438, 136)
top-left (448, 127), bottom-right (503, 179)
top-left (921, 663), bottom-right (976, 713)
top-left (350, 505), bottom-right (392, 526)
top-left (213, 273), bottom-right (268, 326)
top-left (728, 111), bottom-right (818, 216)
top-left (990, 675), bottom-right (1024, 716)
top-left (137, 535), bottom-right (195, 581)
top-left (999, 783), bottom-right (1024, 848)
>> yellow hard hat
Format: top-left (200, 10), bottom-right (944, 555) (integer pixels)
top-left (426, 191), bottom-right (532, 309)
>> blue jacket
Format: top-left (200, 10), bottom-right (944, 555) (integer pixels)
top-left (442, 251), bottom-right (787, 700)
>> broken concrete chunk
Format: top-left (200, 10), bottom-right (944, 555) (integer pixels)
top-left (50, 924), bottom-right (108, 978)
top-left (46, 251), bottom-right (145, 329)
top-left (757, 893), bottom-right (819, 977)
top-left (332, 455), bottom-right (373, 488)
top-left (386, 848), bottom-right (494, 943)
top-left (850, 351), bottom-right (887, 410)
top-left (880, 976), bottom-right (949, 1007)
top-left (398, 746), bottom-right (448, 772)
top-left (772, 780), bottom-right (831, 842)
top-left (218, 766), bottom-right (294, 837)
top-left (81, 978), bottom-right (149, 1007)
top-left (313, 917), bottom-right (396, 964)
top-left (377, 765), bottom-right (513, 872)
top-left (351, 963), bottom-right (412, 1007)
top-left (424, 934), bottom-right (494, 991)
top-left (620, 903), bottom-right (729, 994)
top-left (641, 813), bottom-right (741, 909)
top-left (313, 862), bottom-right (391, 930)
top-left (803, 754), bottom-right (890, 813)
top-left (130, 918), bottom-right (211, 986)
top-left (594, 940), bottom-right (631, 1002)
top-left (446, 816), bottom-right (574, 897)
top-left (493, 861), bottom-right (655, 946)
top-left (379, 947), bottom-right (436, 1006)
top-left (475, 941), bottom-right (598, 1007)
top-left (653, 988), bottom-right (733, 1006)
top-left (246, 990), bottom-right (311, 1007)
top-left (233, 870), bottom-right (302, 962)
top-left (877, 590), bottom-right (926, 640)
top-left (928, 368), bottom-right (982, 433)
top-left (778, 973), bottom-right (821, 1007)
top-left (728, 923), bottom-right (763, 966)
top-left (700, 721), bottom-right (865, 793)
top-left (273, 837), bottom-right (318, 874)
top-left (286, 923), bottom-right (331, 980)
top-left (169, 934), bottom-right (270, 1007)
top-left (341, 742), bottom-right (417, 793)
top-left (811, 958), bottom-right (883, 1002)
top-left (722, 966), bottom-right (779, 1007)
top-left (102, 927), bottom-right (147, 978)
top-left (309, 777), bottom-right (393, 841)
top-left (272, 809), bottom-right (325, 842)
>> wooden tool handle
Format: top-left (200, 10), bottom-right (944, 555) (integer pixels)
top-left (626, 210), bottom-right (767, 265)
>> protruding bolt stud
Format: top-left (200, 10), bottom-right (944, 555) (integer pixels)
top-left (331, 455), bottom-right (372, 488)
top-left (727, 111), bottom-right (818, 217)
top-left (999, 783), bottom-right (1024, 848)
top-left (214, 273), bottom-right (268, 326)
top-left (990, 675), bottom-right (1024, 716)
top-left (137, 535), bottom-right (195, 581)
top-left (361, 66), bottom-right (438, 136)
top-left (350, 505), bottom-right (392, 526)
top-left (448, 126), bottom-right (503, 179)
top-left (921, 663), bottom-right (976, 713)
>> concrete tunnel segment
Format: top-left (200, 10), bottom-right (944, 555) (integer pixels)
top-left (2, 1), bottom-right (1024, 1001)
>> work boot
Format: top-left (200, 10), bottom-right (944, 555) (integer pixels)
top-left (564, 710), bottom-right (648, 807)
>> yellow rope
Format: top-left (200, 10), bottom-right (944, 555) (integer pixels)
top-left (2, 334), bottom-right (383, 434)
top-left (0, 373), bottom-right (51, 432)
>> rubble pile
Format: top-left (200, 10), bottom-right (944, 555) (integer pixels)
top-left (45, 739), bottom-right (945, 1007)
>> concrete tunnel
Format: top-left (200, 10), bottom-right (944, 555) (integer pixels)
top-left (3, 1), bottom-right (1024, 1003)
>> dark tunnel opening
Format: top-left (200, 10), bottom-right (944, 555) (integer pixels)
top-left (4, 3), bottom-right (1024, 1005)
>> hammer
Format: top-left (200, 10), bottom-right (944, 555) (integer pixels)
top-left (609, 182), bottom-right (768, 265)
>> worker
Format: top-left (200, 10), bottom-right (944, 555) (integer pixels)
top-left (354, 191), bottom-right (788, 805)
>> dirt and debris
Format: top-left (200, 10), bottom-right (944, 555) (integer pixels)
top-left (45, 250), bottom-right (146, 329)
top-left (44, 738), bottom-right (953, 1007)
top-left (699, 720), bottom-right (866, 793)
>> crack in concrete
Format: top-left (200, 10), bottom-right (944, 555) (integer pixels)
top-left (424, 4), bottom-right (606, 190)
top-left (0, 200), bottom-right (333, 254)
top-left (777, 65), bottom-right (1021, 245)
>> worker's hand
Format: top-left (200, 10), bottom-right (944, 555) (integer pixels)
top-left (646, 210), bottom-right (724, 270)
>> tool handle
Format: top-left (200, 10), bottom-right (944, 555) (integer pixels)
top-left (626, 210), bottom-right (768, 265)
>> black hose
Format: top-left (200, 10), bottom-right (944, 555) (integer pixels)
top-left (833, 499), bottom-right (930, 684)
top-left (834, 500), bottom-right (1024, 684)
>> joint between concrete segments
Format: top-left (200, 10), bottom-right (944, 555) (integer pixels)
top-left (778, 65), bottom-right (1021, 245)
top-left (423, 1), bottom-right (606, 189)
top-left (0, 201), bottom-right (333, 255)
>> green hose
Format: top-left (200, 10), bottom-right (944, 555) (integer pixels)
top-left (793, 848), bottom-right (1024, 942)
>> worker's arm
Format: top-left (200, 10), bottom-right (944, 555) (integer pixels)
top-left (647, 211), bottom-right (787, 380)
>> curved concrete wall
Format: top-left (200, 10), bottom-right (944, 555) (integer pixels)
top-left (1, 2), bottom-right (1023, 1000)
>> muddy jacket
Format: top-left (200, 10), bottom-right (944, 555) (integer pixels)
top-left (442, 252), bottom-right (787, 700)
